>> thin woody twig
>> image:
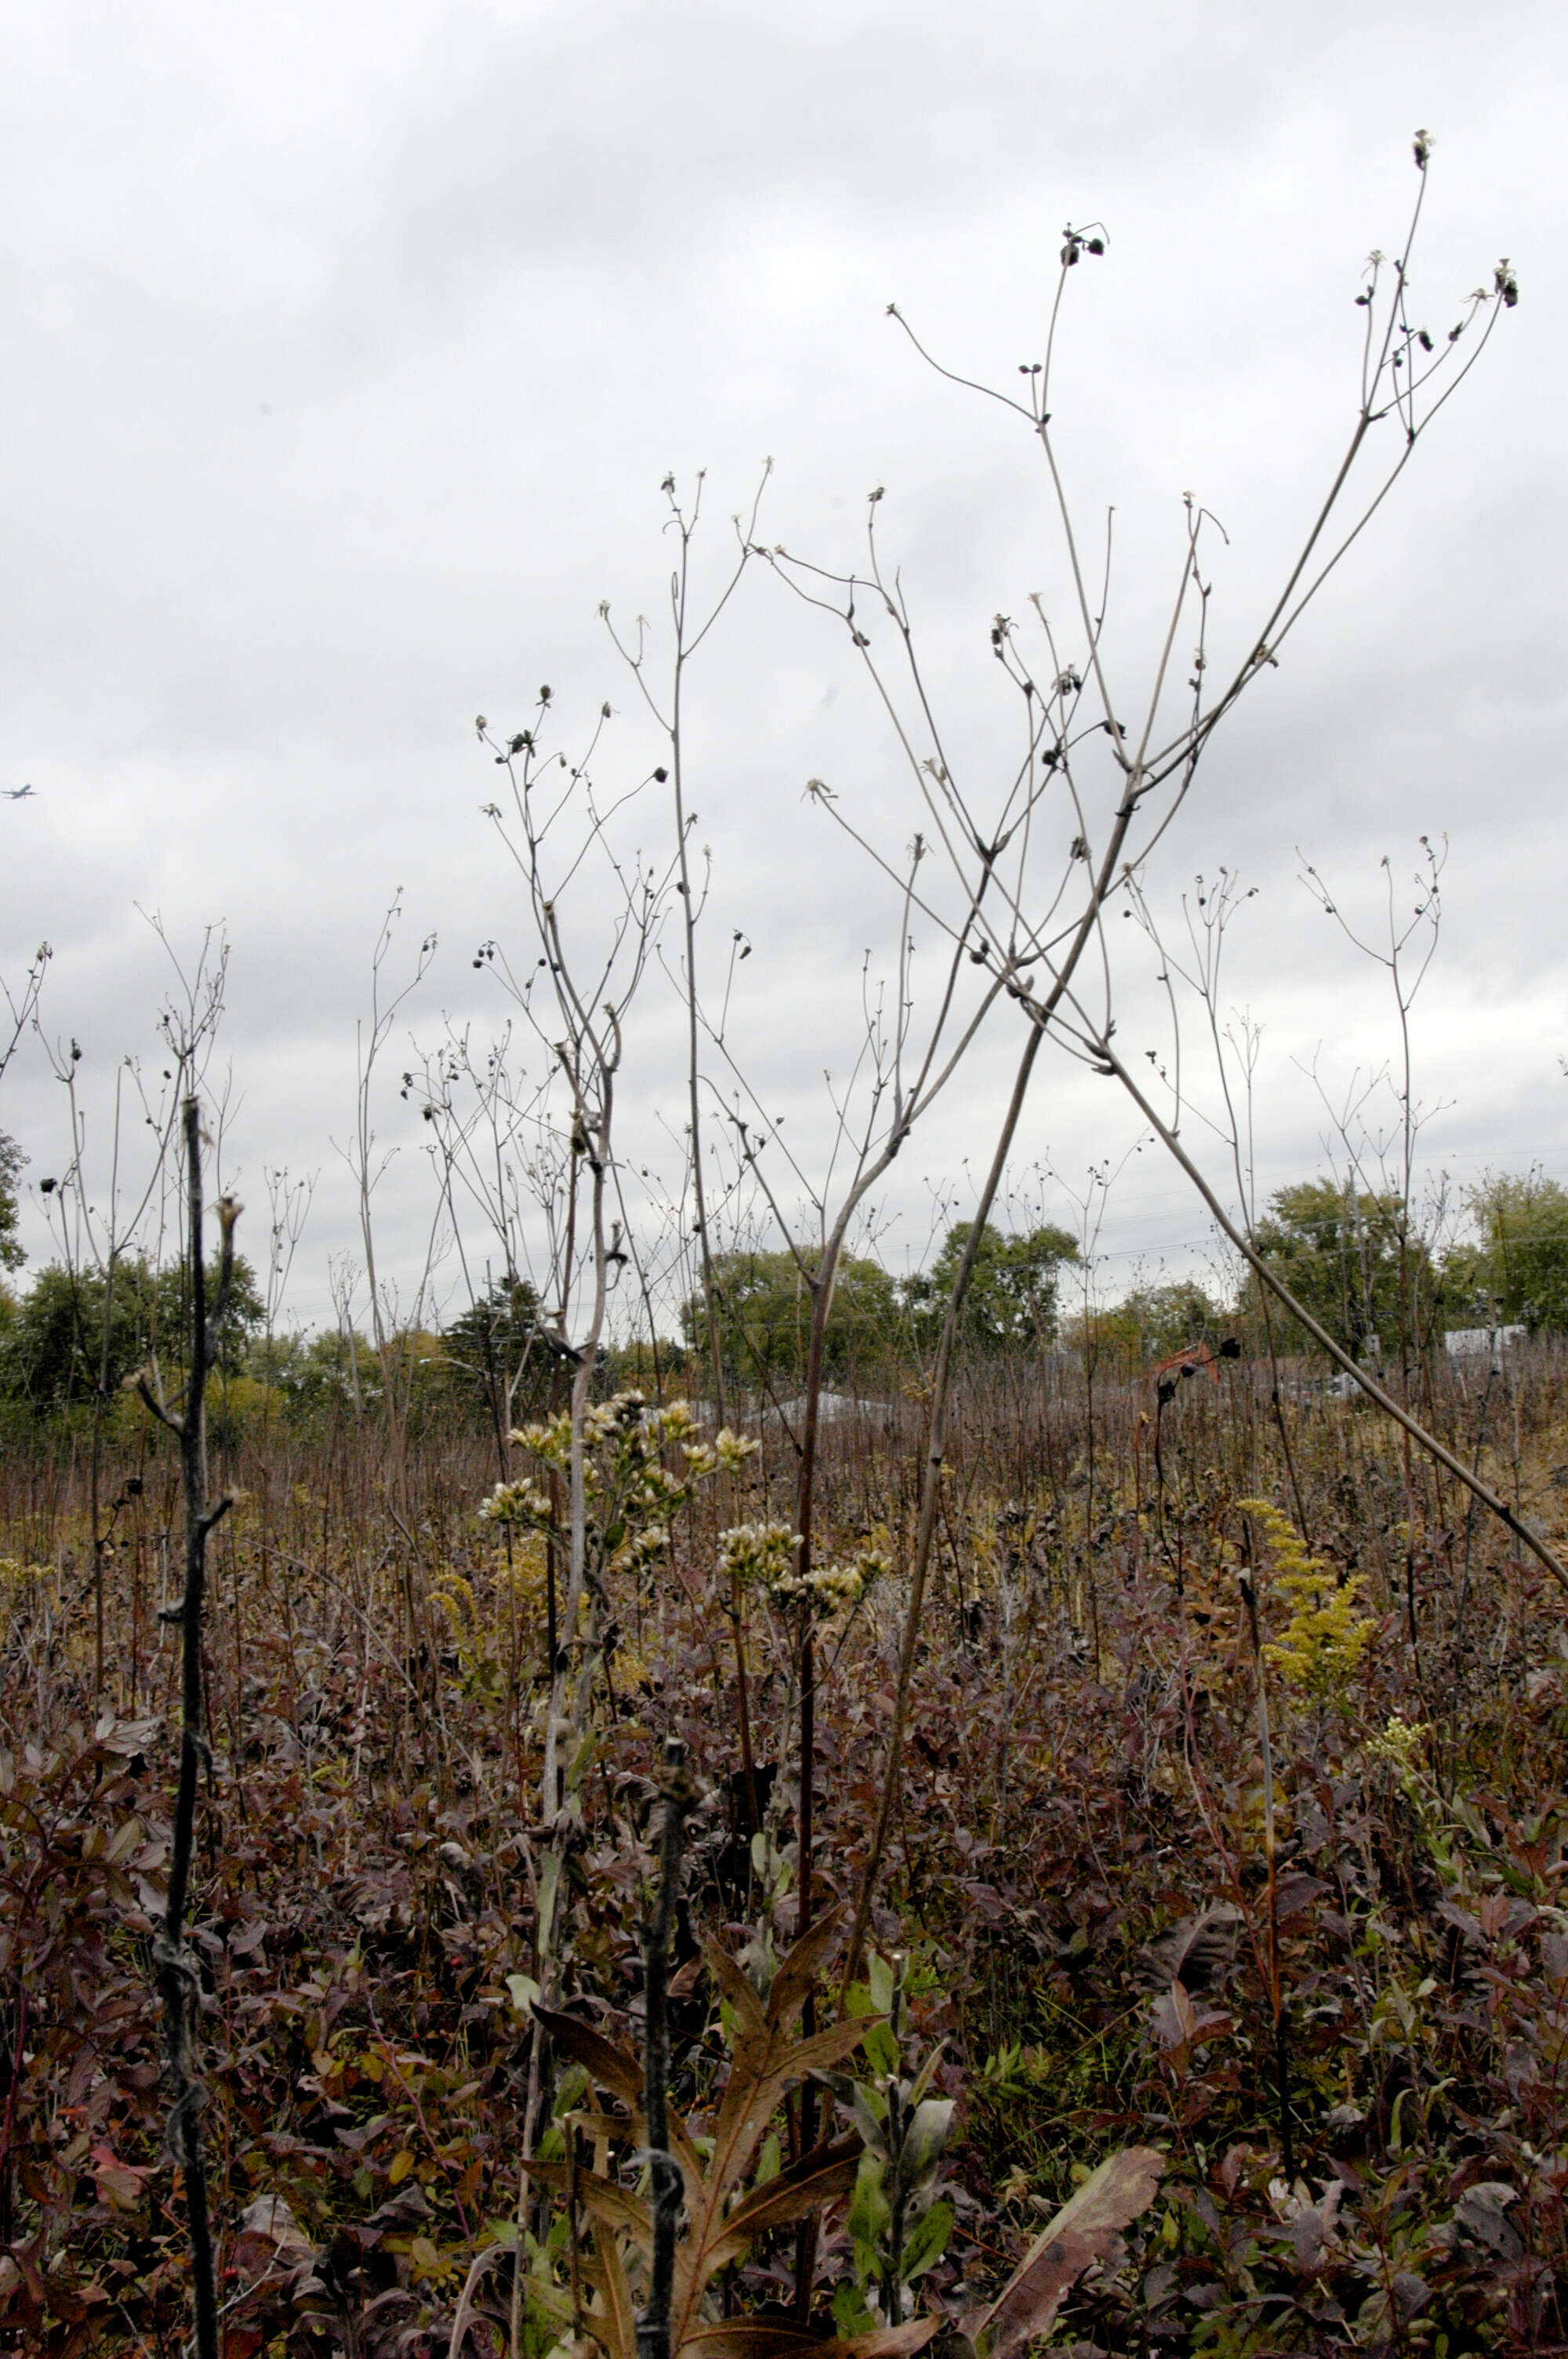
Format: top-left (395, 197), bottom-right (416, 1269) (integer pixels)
top-left (637, 1739), bottom-right (700, 2359)
top-left (1094, 1037), bottom-right (1568, 1595)
top-left (158, 1092), bottom-right (235, 2359)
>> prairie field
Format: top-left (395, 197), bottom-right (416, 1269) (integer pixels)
top-left (0, 25), bottom-right (1560, 2357)
top-left (5, 1334), bottom-right (1568, 2357)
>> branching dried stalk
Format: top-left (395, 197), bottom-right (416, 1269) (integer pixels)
top-left (473, 696), bottom-right (681, 2354)
top-left (1081, 1035), bottom-right (1568, 1593)
top-left (0, 940), bottom-right (49, 1086)
top-left (809, 142), bottom-right (1519, 1966)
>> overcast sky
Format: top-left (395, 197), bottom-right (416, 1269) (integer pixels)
top-left (1, 0), bottom-right (1563, 1337)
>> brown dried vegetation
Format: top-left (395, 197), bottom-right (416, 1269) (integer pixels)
top-left (2, 1335), bottom-right (1568, 2355)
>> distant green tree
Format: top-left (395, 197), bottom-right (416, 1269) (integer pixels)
top-left (1454, 1171), bottom-right (1568, 1332)
top-left (683, 1248), bottom-right (899, 1388)
top-left (1060, 1297), bottom-right (1145, 1379)
top-left (1120, 1276), bottom-right (1227, 1361)
top-left (0, 1132), bottom-right (24, 1272)
top-left (0, 1257), bottom-right (160, 1411)
top-left (904, 1219), bottom-right (1080, 1354)
top-left (248, 1325), bottom-right (382, 1421)
top-left (241, 1329), bottom-right (310, 1390)
top-left (441, 1276), bottom-right (550, 1434)
top-left (606, 1334), bottom-right (686, 1392)
top-left (0, 1250), bottom-right (263, 1413)
top-left (1243, 1179), bottom-right (1440, 1358)
top-left (155, 1252), bottom-right (264, 1375)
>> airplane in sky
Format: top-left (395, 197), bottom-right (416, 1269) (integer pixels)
top-left (4, 784), bottom-right (34, 800)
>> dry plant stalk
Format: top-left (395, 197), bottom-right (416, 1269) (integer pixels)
top-left (37, 921), bottom-right (227, 1692)
top-left (1092, 1041), bottom-right (1568, 1594)
top-left (638, 1739), bottom-right (702, 2359)
top-left (0, 940), bottom-right (49, 1085)
top-left (532, 1906), bottom-right (873, 2359)
top-left (1238, 1565), bottom-right (1292, 2183)
top-left (782, 144), bottom-right (1525, 1965)
top-left (134, 1095), bottom-right (239, 2359)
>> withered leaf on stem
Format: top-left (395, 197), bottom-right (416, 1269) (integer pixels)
top-left (960, 2146), bottom-right (1164, 2359)
top-left (1138, 1902), bottom-right (1243, 1995)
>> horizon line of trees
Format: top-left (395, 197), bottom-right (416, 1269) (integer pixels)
top-left (2, 1160), bottom-right (1566, 1431)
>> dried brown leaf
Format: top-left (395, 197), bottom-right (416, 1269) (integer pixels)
top-left (530, 2160), bottom-right (652, 2257)
top-left (445, 2243), bottom-right (512, 2359)
top-left (533, 2004), bottom-right (643, 2109)
top-left (673, 2014), bottom-right (875, 2350)
top-left (834, 2325), bottom-right (942, 2359)
top-left (764, 1900), bottom-right (846, 2030)
top-left (750, 2017), bottom-right (884, 2124)
top-left (535, 2007), bottom-right (703, 2200)
top-left (669, 1954), bottom-right (706, 2001)
top-left (698, 2135), bottom-right (862, 2277)
top-left (1138, 1903), bottom-right (1242, 1995)
top-left (704, 1935), bottom-right (770, 2072)
top-left (962, 2146), bottom-right (1163, 2359)
top-left (583, 2229), bottom-right (638, 2359)
top-left (680, 2331), bottom-right (828, 2359)
top-left (681, 2321), bottom-right (938, 2359)
top-left (706, 2014), bottom-right (873, 2220)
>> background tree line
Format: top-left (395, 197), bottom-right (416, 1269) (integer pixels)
top-left (3, 1137), bottom-right (1567, 1433)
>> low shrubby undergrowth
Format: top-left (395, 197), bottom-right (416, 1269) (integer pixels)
top-left (2, 1343), bottom-right (1567, 2355)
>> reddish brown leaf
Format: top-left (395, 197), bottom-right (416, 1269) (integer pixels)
top-left (89, 2143), bottom-right (147, 2213)
top-left (1273, 1872), bottom-right (1329, 1922)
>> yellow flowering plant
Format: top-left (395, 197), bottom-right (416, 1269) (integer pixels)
top-left (1238, 1497), bottom-right (1377, 1712)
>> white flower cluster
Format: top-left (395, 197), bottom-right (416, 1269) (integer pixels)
top-left (720, 1528), bottom-right (890, 1626)
top-left (481, 1391), bottom-right (765, 1578)
top-left (771, 1544), bottom-right (891, 1623)
top-left (584, 1390), bottom-right (649, 1445)
top-left (512, 1410), bottom-right (573, 1471)
top-left (719, 1522), bottom-right (802, 1588)
top-left (477, 1475), bottom-right (553, 1528)
top-left (679, 1427), bottom-right (760, 1479)
top-left (770, 1562), bottom-right (862, 1614)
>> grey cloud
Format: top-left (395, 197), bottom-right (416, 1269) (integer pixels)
top-left (1, 0), bottom-right (1564, 1328)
